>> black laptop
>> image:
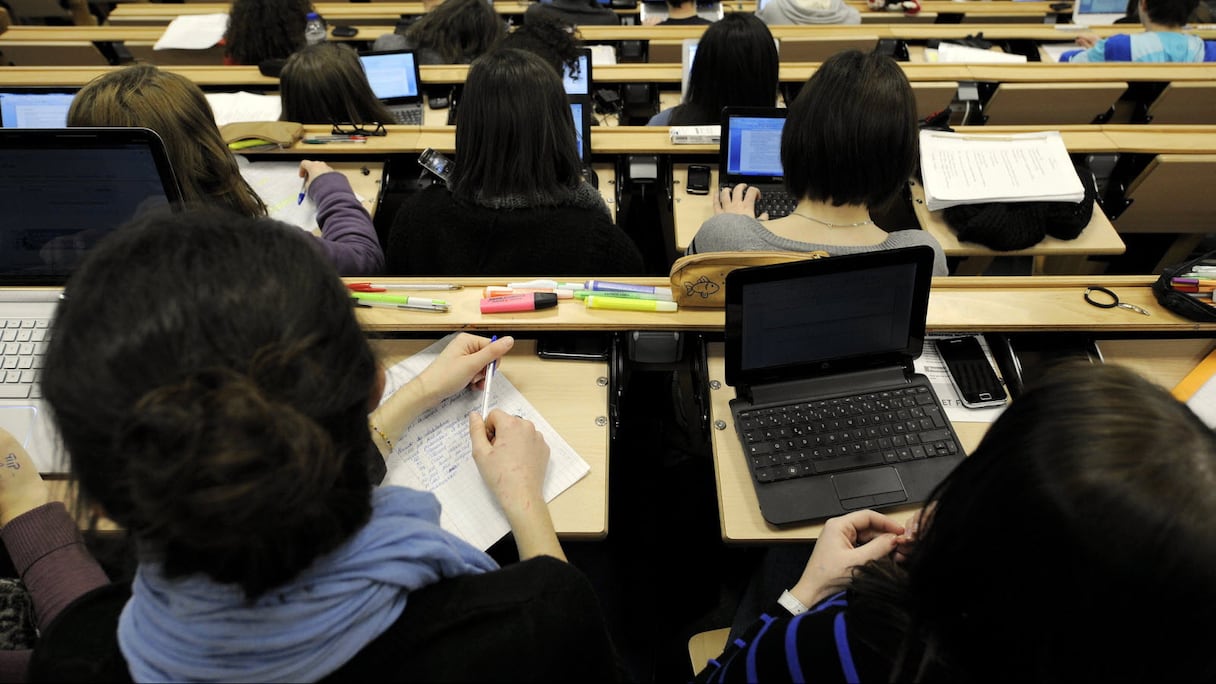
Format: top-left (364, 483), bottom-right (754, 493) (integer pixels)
top-left (725, 247), bottom-right (964, 525)
top-left (718, 107), bottom-right (798, 219)
top-left (358, 49), bottom-right (424, 125)
top-left (569, 95), bottom-right (598, 188)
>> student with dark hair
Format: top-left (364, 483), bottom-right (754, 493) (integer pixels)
top-left (3, 209), bottom-right (619, 682)
top-left (279, 42), bottom-right (396, 125)
top-left (648, 14), bottom-right (778, 126)
top-left (500, 15), bottom-right (586, 76)
top-left (372, 0), bottom-right (504, 64)
top-left (1063, 0), bottom-right (1215, 61)
top-left (687, 51), bottom-right (947, 276)
top-left (224, 0), bottom-right (312, 66)
top-left (698, 363), bottom-right (1216, 682)
top-left (525, 0), bottom-right (620, 27)
top-left (386, 49), bottom-right (644, 276)
top-left (68, 65), bottom-right (383, 276)
top-left (655, 0), bottom-right (713, 25)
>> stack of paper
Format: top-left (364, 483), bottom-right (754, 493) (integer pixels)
top-left (153, 14), bottom-right (229, 51)
top-left (931, 43), bottom-right (1028, 64)
top-left (919, 130), bottom-right (1085, 211)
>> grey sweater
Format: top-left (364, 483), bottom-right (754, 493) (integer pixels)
top-left (756, 0), bottom-right (860, 25)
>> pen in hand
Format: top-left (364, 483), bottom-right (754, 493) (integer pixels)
top-left (297, 174), bottom-right (308, 206)
top-left (481, 335), bottom-right (498, 418)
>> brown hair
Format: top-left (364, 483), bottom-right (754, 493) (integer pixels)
top-left (279, 42), bottom-right (396, 125)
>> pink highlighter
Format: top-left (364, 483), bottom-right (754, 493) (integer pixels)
top-left (479, 293), bottom-right (560, 313)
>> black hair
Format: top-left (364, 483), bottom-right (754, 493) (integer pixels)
top-left (668, 14), bottom-right (779, 126)
top-left (406, 0), bottom-right (505, 64)
top-left (224, 0), bottom-right (311, 66)
top-left (42, 208), bottom-right (378, 600)
top-left (279, 42), bottom-right (397, 125)
top-left (450, 48), bottom-right (583, 205)
top-left (1143, 0), bottom-right (1200, 26)
top-left (499, 15), bottom-right (585, 78)
top-left (781, 50), bottom-right (918, 209)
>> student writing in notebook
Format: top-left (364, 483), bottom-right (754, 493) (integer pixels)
top-left (686, 51), bottom-right (948, 276)
top-left (1063, 0), bottom-right (1216, 62)
top-left (279, 43), bottom-right (396, 126)
top-left (1, 208), bottom-right (619, 682)
top-left (698, 364), bottom-right (1216, 682)
top-left (67, 66), bottom-right (383, 276)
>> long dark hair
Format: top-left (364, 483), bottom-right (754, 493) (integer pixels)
top-left (451, 48), bottom-right (583, 205)
top-left (406, 0), bottom-right (504, 64)
top-left (669, 14), bottom-right (778, 126)
top-left (279, 42), bottom-right (396, 125)
top-left (847, 363), bottom-right (1216, 682)
top-left (224, 0), bottom-right (312, 65)
top-left (42, 208), bottom-right (378, 600)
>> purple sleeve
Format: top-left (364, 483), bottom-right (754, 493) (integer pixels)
top-left (308, 172), bottom-right (386, 276)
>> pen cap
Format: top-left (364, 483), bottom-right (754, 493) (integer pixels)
top-left (479, 292), bottom-right (559, 313)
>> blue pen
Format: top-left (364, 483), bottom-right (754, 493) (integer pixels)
top-left (481, 335), bottom-right (498, 417)
top-left (297, 175), bottom-right (307, 205)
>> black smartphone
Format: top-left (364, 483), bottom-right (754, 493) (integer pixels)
top-left (935, 336), bottom-right (1008, 409)
top-left (686, 164), bottom-right (710, 195)
top-left (332, 25), bottom-right (359, 38)
top-left (417, 147), bottom-right (453, 182)
top-left (536, 334), bottom-right (610, 361)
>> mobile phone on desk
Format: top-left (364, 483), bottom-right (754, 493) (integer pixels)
top-left (536, 334), bottom-right (610, 362)
top-left (417, 147), bottom-right (453, 182)
top-left (686, 164), bottom-right (711, 195)
top-left (935, 336), bottom-right (1008, 409)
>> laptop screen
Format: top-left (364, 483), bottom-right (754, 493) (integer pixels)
top-left (1072, 0), bottom-right (1126, 23)
top-left (725, 247), bottom-right (934, 388)
top-left (722, 111), bottom-right (785, 179)
top-left (0, 128), bottom-right (182, 284)
top-left (562, 50), bottom-right (592, 96)
top-left (681, 40), bottom-right (698, 97)
top-left (569, 98), bottom-right (591, 164)
top-left (0, 90), bottom-right (77, 129)
top-left (359, 50), bottom-right (421, 102)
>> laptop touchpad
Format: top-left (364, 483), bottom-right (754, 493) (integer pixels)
top-left (832, 468), bottom-right (907, 510)
top-left (0, 406), bottom-right (36, 449)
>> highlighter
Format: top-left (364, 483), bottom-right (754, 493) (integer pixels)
top-left (483, 286), bottom-right (575, 299)
top-left (584, 295), bottom-right (678, 313)
top-left (480, 293), bottom-right (559, 313)
top-left (584, 280), bottom-right (674, 301)
top-left (573, 289), bottom-right (668, 301)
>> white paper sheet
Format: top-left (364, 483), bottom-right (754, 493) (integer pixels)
top-left (915, 334), bottom-right (1008, 424)
top-left (934, 43), bottom-right (1029, 64)
top-left (919, 130), bottom-right (1085, 210)
top-left (153, 14), bottom-right (228, 51)
top-left (379, 335), bottom-right (591, 550)
top-left (235, 157), bottom-right (320, 232)
top-left (1186, 374), bottom-right (1216, 428)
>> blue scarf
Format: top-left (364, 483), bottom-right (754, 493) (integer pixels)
top-left (118, 486), bottom-right (498, 682)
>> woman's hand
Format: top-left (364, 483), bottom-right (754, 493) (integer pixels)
top-left (468, 410), bottom-right (549, 512)
top-left (298, 160), bottom-right (337, 191)
top-left (714, 183), bottom-right (768, 220)
top-left (0, 430), bottom-right (49, 527)
top-left (416, 334), bottom-right (514, 407)
top-left (1075, 33), bottom-right (1100, 49)
top-left (789, 509), bottom-right (906, 608)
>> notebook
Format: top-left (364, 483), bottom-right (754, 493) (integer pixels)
top-left (1071, 0), bottom-right (1127, 25)
top-left (724, 247), bottom-right (964, 525)
top-left (562, 48), bottom-right (593, 97)
top-left (0, 88), bottom-right (78, 128)
top-left (719, 107), bottom-right (797, 219)
top-left (0, 127), bottom-right (183, 472)
top-left (569, 96), bottom-right (598, 188)
top-left (358, 49), bottom-right (424, 125)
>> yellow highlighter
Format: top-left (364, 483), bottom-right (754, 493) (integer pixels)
top-left (584, 295), bottom-right (678, 313)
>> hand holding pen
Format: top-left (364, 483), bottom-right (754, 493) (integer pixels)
top-left (297, 160), bottom-right (337, 205)
top-left (415, 334), bottom-right (513, 410)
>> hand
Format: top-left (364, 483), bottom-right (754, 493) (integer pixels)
top-left (894, 504), bottom-right (934, 564)
top-left (1075, 33), bottom-right (1100, 48)
top-left (416, 334), bottom-right (514, 407)
top-left (789, 510), bottom-right (906, 607)
top-left (642, 15), bottom-right (662, 25)
top-left (0, 430), bottom-right (49, 527)
top-left (298, 159), bottom-right (337, 188)
top-left (714, 183), bottom-right (768, 220)
top-left (468, 410), bottom-right (550, 514)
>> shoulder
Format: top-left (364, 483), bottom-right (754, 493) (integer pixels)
top-left (648, 108), bottom-right (675, 126)
top-left (884, 230), bottom-right (949, 276)
top-left (688, 213), bottom-right (773, 253)
top-left (29, 582), bottom-right (134, 683)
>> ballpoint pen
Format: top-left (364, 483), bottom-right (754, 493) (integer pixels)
top-left (350, 297), bottom-right (448, 313)
top-left (481, 335), bottom-right (498, 417)
top-left (347, 282), bottom-right (463, 292)
top-left (297, 175), bottom-right (307, 205)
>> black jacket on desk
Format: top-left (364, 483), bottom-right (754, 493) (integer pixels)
top-left (386, 184), bottom-right (645, 277)
top-left (525, 0), bottom-right (621, 26)
top-left (30, 556), bottom-right (623, 683)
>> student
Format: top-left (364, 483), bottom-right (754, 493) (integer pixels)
top-left (525, 0), bottom-right (620, 28)
top-left (697, 363), bottom-right (1216, 682)
top-left (686, 51), bottom-right (948, 276)
top-left (7, 209), bottom-right (620, 682)
top-left (652, 0), bottom-right (713, 25)
top-left (755, 0), bottom-right (860, 25)
top-left (279, 42), bottom-right (396, 125)
top-left (386, 49), bottom-right (644, 277)
top-left (1063, 0), bottom-right (1216, 61)
top-left (500, 15), bottom-right (587, 77)
top-left (648, 14), bottom-right (779, 126)
top-left (224, 0), bottom-right (311, 66)
top-left (371, 0), bottom-right (504, 64)
top-left (67, 65), bottom-right (383, 276)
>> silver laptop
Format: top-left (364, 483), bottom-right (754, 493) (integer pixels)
top-left (1071, 0), bottom-right (1128, 25)
top-left (0, 127), bottom-right (182, 472)
top-left (358, 49), bottom-right (425, 125)
top-left (0, 88), bottom-right (78, 128)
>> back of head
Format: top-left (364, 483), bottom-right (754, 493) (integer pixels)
top-left (67, 65), bottom-right (266, 217)
top-left (499, 15), bottom-right (584, 76)
top-left (781, 50), bottom-right (917, 209)
top-left (279, 42), bottom-right (396, 125)
top-left (42, 208), bottom-right (378, 599)
top-left (893, 363), bottom-right (1216, 682)
top-left (451, 48), bottom-right (582, 205)
top-left (408, 0), bottom-right (505, 63)
top-left (672, 14), bottom-right (779, 126)
top-left (224, 0), bottom-right (311, 65)
top-left (1144, 0), bottom-right (1199, 26)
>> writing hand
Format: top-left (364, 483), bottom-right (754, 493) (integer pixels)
top-left (789, 509), bottom-right (906, 607)
top-left (714, 183), bottom-right (768, 220)
top-left (416, 333), bottom-right (514, 407)
top-left (468, 410), bottom-right (549, 513)
top-left (298, 159), bottom-right (337, 188)
top-left (0, 429), bottom-right (49, 527)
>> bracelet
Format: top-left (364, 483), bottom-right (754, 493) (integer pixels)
top-left (778, 589), bottom-right (809, 616)
top-left (369, 422), bottom-right (393, 451)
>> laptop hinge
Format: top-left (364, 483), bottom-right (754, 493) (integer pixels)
top-left (748, 366), bottom-right (912, 407)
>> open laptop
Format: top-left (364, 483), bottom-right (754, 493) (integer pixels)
top-left (562, 48), bottom-right (593, 97)
top-left (569, 95), bottom-right (599, 188)
top-left (0, 127), bottom-right (182, 472)
top-left (1071, 0), bottom-right (1127, 25)
top-left (358, 49), bottom-right (424, 125)
top-left (725, 247), bottom-right (964, 525)
top-left (0, 88), bottom-right (78, 128)
top-left (719, 107), bottom-right (797, 219)
top-left (681, 39), bottom-right (698, 98)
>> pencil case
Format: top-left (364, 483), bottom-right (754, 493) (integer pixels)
top-left (220, 121), bottom-right (304, 151)
top-left (668, 250), bottom-right (828, 308)
top-left (1152, 249), bottom-right (1216, 323)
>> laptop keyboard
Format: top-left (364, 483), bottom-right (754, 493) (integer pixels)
top-left (738, 386), bottom-right (960, 483)
top-left (0, 318), bottom-right (48, 399)
top-left (391, 108), bottom-right (423, 125)
top-left (720, 185), bottom-right (798, 219)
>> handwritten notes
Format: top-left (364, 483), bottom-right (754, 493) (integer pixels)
top-left (379, 336), bottom-right (591, 550)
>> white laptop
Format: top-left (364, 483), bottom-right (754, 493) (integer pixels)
top-left (1071, 0), bottom-right (1128, 26)
top-left (0, 128), bottom-right (182, 472)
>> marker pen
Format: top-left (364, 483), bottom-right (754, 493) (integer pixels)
top-left (480, 293), bottom-right (559, 313)
top-left (573, 289), bottom-right (669, 301)
top-left (351, 291), bottom-right (448, 308)
top-left (483, 286), bottom-right (574, 299)
top-left (584, 295), bottom-right (678, 313)
top-left (507, 279), bottom-right (585, 290)
top-left (584, 280), bottom-right (674, 301)
top-left (350, 297), bottom-right (448, 313)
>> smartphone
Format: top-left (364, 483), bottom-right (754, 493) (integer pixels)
top-left (935, 336), bottom-right (1008, 409)
top-left (331, 25), bottom-right (359, 38)
top-left (686, 164), bottom-right (710, 195)
top-left (536, 334), bottom-right (609, 361)
top-left (417, 147), bottom-right (453, 182)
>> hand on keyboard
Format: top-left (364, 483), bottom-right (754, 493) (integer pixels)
top-left (715, 183), bottom-right (769, 221)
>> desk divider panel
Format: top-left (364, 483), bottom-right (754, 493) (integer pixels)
top-left (982, 82), bottom-right (1128, 126)
top-left (1146, 82), bottom-right (1216, 124)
